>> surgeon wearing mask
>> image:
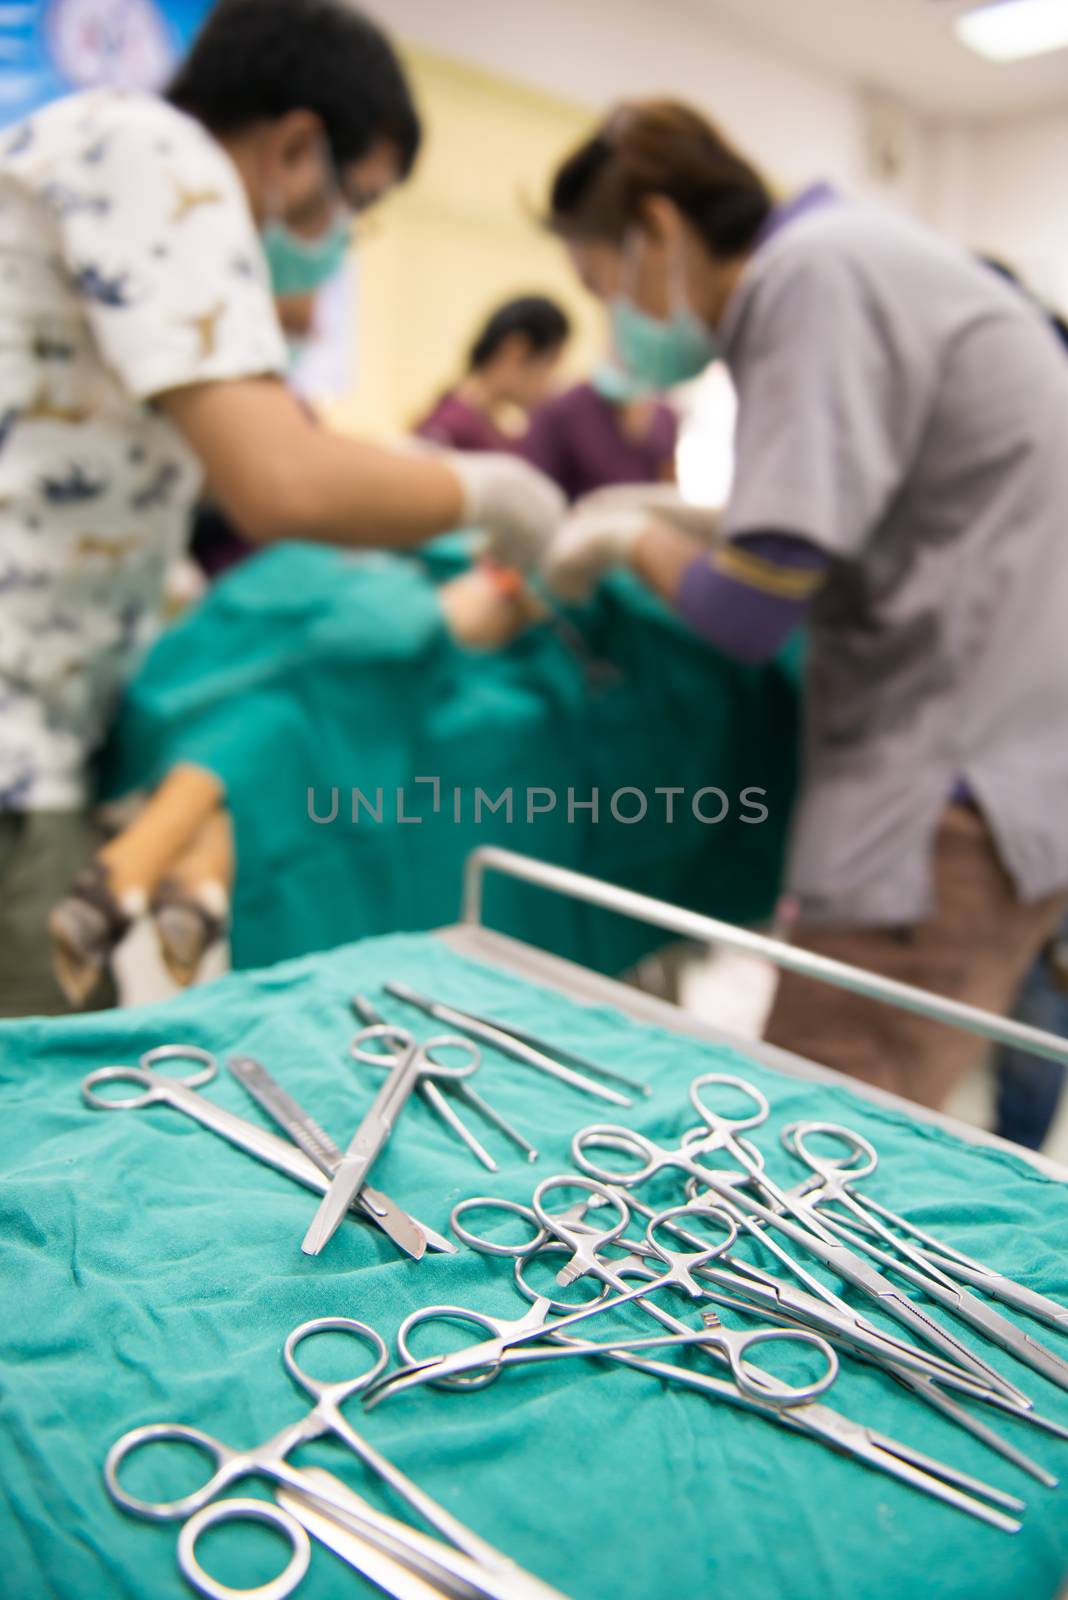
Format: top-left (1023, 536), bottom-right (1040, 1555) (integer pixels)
top-left (540, 100), bottom-right (1068, 1113)
top-left (192, 158), bottom-right (357, 579)
top-left (264, 193), bottom-right (353, 366)
top-left (0, 0), bottom-right (563, 1017)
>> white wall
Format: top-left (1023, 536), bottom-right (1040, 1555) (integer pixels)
top-left (358, 0), bottom-right (1067, 312)
top-left (360, 0), bottom-right (934, 213)
top-left (967, 111), bottom-right (1068, 313)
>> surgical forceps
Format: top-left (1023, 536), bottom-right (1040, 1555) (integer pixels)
top-left (105, 1316), bottom-right (571, 1600)
top-left (433, 1195), bottom-right (1024, 1531)
top-left (384, 980), bottom-right (638, 1106)
top-left (369, 1177), bottom-right (837, 1410)
top-left (571, 1072), bottom-right (1027, 1406)
top-left (594, 1197), bottom-right (1060, 1485)
top-left (778, 1120), bottom-right (1068, 1391)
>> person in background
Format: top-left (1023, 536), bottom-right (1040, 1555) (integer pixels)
top-left (539, 99), bottom-right (1068, 1114)
top-left (415, 295), bottom-right (571, 452)
top-left (0, 0), bottom-right (563, 1018)
top-left (978, 257), bottom-right (1068, 1150)
top-left (520, 360), bottom-right (677, 502)
top-left (994, 926), bottom-right (1068, 1150)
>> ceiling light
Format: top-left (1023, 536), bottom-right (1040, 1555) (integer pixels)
top-left (956, 0), bottom-right (1068, 62)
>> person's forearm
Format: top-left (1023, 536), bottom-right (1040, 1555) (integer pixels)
top-left (252, 429), bottom-right (466, 548)
top-left (160, 379), bottom-right (465, 548)
top-left (632, 523), bottom-right (827, 664)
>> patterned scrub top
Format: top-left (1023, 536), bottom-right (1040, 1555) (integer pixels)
top-left (0, 89), bottom-right (286, 810)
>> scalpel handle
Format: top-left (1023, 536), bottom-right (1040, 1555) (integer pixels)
top-left (228, 1056), bottom-right (340, 1176)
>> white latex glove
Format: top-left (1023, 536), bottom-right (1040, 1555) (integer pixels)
top-left (542, 502), bottom-right (648, 603)
top-left (569, 483), bottom-right (722, 544)
top-left (445, 452), bottom-right (566, 573)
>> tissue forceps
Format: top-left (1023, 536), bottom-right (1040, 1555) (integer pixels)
top-left (384, 980), bottom-right (635, 1106)
top-left (81, 1046), bottom-right (442, 1258)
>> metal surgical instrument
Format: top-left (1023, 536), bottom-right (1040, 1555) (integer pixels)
top-left (572, 1073), bottom-right (1027, 1406)
top-left (354, 996), bottom-right (537, 1168)
top-left (303, 1026), bottom-right (475, 1256)
top-left (105, 1316), bottom-right (571, 1600)
top-left (227, 1054), bottom-right (454, 1256)
top-left (372, 1178), bottom-right (838, 1410)
top-left (410, 996), bottom-right (652, 1099)
top-left (443, 1199), bottom-right (1024, 1531)
top-left (781, 1119), bottom-right (1068, 1346)
top-left (275, 1469), bottom-right (476, 1600)
top-left (384, 980), bottom-right (635, 1106)
top-left (81, 1046), bottom-right (444, 1254)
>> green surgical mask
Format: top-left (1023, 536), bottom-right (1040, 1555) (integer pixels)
top-left (590, 360), bottom-right (651, 404)
top-left (262, 213), bottom-right (351, 298)
top-left (610, 232), bottom-right (720, 389)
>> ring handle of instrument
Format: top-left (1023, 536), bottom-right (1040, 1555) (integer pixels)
top-left (177, 1498), bottom-right (310, 1600)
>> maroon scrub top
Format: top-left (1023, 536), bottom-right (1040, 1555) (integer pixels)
top-left (414, 391), bottom-right (515, 453)
top-left (520, 382), bottom-right (678, 502)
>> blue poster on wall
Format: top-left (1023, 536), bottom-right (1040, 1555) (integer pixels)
top-left (0, 0), bottom-right (214, 126)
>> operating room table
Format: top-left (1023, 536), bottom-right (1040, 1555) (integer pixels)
top-left (2, 848), bottom-right (1067, 1600)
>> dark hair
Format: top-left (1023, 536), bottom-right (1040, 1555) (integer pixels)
top-left (549, 100), bottom-right (771, 259)
top-left (168, 0), bottom-right (421, 176)
top-left (468, 295), bottom-right (571, 370)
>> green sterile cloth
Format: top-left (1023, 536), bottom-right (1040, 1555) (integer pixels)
top-left (100, 541), bottom-right (801, 972)
top-left (2, 932), bottom-right (1067, 1600)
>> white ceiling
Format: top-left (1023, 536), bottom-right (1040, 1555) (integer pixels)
top-left (688, 0), bottom-right (1068, 119)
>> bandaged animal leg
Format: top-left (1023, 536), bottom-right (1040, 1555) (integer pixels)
top-left (150, 806), bottom-right (233, 987)
top-left (48, 763), bottom-right (224, 1004)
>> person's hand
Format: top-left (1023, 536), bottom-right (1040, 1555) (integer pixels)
top-left (542, 501), bottom-right (649, 602)
top-left (445, 452), bottom-right (566, 573)
top-left (563, 482), bottom-right (722, 542)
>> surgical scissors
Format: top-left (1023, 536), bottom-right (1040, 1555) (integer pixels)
top-left (353, 998), bottom-right (537, 1168)
top-left (81, 1046), bottom-right (447, 1257)
top-left (105, 1316), bottom-right (570, 1600)
top-left (303, 1025), bottom-right (478, 1256)
top-left (371, 1178), bottom-right (838, 1409)
top-left (572, 1073), bottom-right (1027, 1406)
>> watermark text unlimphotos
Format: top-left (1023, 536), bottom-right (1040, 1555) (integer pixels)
top-left (308, 778), bottom-right (770, 827)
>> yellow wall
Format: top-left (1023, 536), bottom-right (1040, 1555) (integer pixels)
top-left (322, 45), bottom-right (603, 440)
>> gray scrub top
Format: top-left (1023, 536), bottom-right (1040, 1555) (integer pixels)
top-left (721, 202), bottom-right (1068, 925)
